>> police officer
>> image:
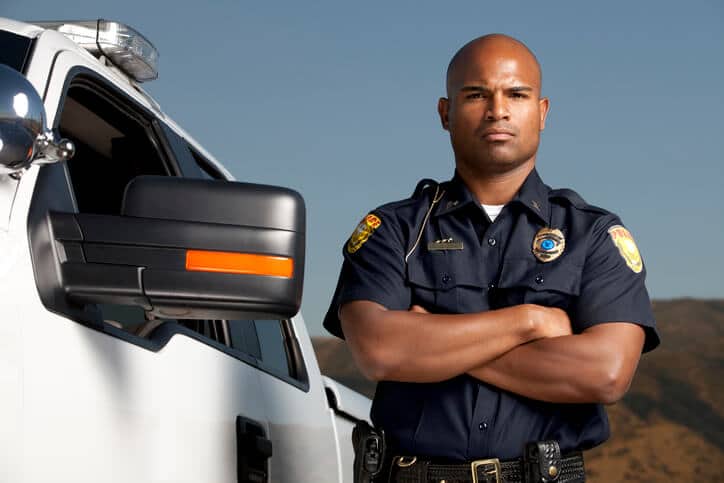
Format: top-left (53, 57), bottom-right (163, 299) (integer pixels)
top-left (324, 34), bottom-right (659, 483)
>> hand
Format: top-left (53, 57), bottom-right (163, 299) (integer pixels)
top-left (522, 304), bottom-right (572, 339)
top-left (409, 305), bottom-right (429, 314)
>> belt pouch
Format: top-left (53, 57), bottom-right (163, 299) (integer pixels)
top-left (523, 440), bottom-right (562, 482)
top-left (352, 421), bottom-right (386, 483)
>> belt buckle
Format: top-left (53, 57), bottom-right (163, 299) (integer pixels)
top-left (471, 458), bottom-right (501, 483)
top-left (395, 456), bottom-right (417, 467)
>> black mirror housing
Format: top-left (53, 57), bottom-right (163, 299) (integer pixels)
top-left (52, 176), bottom-right (306, 320)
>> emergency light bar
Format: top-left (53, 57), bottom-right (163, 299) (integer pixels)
top-left (33, 19), bottom-right (158, 82)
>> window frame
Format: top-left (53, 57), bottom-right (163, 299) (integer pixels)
top-left (30, 67), bottom-right (219, 350)
top-left (60, 76), bottom-right (176, 171)
top-left (224, 319), bottom-right (310, 391)
top-left (28, 66), bottom-right (310, 392)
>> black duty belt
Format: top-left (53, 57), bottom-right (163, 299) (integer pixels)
top-left (383, 441), bottom-right (586, 483)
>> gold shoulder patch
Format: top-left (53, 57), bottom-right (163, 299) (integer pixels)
top-left (608, 225), bottom-right (643, 273)
top-left (347, 214), bottom-right (382, 254)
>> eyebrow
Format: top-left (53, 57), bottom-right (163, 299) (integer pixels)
top-left (459, 85), bottom-right (534, 93)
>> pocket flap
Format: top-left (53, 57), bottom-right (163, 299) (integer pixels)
top-left (498, 258), bottom-right (582, 295)
top-left (407, 252), bottom-right (487, 290)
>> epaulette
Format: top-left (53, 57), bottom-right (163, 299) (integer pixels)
top-left (411, 178), bottom-right (439, 198)
top-left (549, 188), bottom-right (610, 215)
top-left (404, 178), bottom-right (445, 263)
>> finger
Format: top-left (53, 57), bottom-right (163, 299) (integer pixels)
top-left (409, 305), bottom-right (429, 314)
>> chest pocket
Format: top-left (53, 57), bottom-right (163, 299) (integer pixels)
top-left (492, 258), bottom-right (582, 311)
top-left (406, 252), bottom-right (488, 314)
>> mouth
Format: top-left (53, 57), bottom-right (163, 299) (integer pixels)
top-left (481, 129), bottom-right (515, 141)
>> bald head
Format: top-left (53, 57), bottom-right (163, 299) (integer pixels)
top-left (446, 34), bottom-right (542, 98)
top-left (437, 33), bottom-right (550, 183)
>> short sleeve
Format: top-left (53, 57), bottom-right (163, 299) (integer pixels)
top-left (322, 209), bottom-right (411, 339)
top-left (570, 216), bottom-right (660, 353)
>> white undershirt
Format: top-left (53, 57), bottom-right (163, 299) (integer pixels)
top-left (482, 203), bottom-right (505, 222)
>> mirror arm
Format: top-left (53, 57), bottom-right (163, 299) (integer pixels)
top-left (0, 132), bottom-right (75, 177)
top-left (34, 131), bottom-right (76, 165)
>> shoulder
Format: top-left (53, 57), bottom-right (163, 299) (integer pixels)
top-left (548, 186), bottom-right (645, 266)
top-left (367, 178), bottom-right (442, 225)
top-left (346, 178), bottom-right (441, 250)
top-left (549, 187), bottom-right (610, 216)
top-left (548, 186), bottom-right (622, 227)
top-left (547, 186), bottom-right (631, 253)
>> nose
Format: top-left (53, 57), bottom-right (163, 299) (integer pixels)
top-left (485, 92), bottom-right (510, 121)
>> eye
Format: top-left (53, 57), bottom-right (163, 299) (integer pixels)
top-left (510, 92), bottom-right (528, 99)
top-left (466, 92), bottom-right (485, 99)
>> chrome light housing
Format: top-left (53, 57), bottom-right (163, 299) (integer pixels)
top-left (0, 64), bottom-right (74, 174)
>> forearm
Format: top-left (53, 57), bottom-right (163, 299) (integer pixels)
top-left (467, 332), bottom-right (616, 404)
top-left (341, 302), bottom-right (540, 383)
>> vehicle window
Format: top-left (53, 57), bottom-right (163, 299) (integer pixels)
top-left (228, 320), bottom-right (296, 379)
top-left (189, 147), bottom-right (224, 180)
top-left (255, 320), bottom-right (292, 377)
top-left (57, 76), bottom-right (217, 344)
top-left (178, 320), bottom-right (227, 342)
top-left (99, 304), bottom-right (177, 337)
top-left (59, 79), bottom-right (170, 215)
top-left (0, 30), bottom-right (34, 72)
top-left (228, 320), bottom-right (262, 359)
top-left (157, 122), bottom-right (211, 179)
top-left (156, 122), bottom-right (224, 180)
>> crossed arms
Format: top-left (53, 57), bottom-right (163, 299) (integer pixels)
top-left (339, 300), bottom-right (645, 404)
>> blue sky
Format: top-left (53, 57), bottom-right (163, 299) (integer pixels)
top-left (3, 1), bottom-right (723, 336)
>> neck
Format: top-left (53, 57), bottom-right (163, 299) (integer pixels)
top-left (455, 160), bottom-right (535, 205)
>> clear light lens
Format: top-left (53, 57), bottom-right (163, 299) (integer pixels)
top-left (33, 20), bottom-right (159, 82)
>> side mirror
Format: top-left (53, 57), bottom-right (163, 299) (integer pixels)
top-left (0, 64), bottom-right (74, 175)
top-left (50, 176), bottom-right (306, 320)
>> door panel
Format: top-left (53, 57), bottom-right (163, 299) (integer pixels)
top-left (18, 48), bottom-right (271, 483)
top-left (255, 316), bottom-right (340, 483)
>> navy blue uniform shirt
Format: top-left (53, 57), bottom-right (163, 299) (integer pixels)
top-left (323, 168), bottom-right (659, 461)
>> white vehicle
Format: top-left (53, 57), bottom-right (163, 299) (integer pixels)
top-left (0, 17), bottom-right (370, 483)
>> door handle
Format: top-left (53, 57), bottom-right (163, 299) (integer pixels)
top-left (237, 415), bottom-right (272, 483)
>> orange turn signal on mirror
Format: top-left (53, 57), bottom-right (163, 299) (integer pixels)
top-left (185, 250), bottom-right (294, 278)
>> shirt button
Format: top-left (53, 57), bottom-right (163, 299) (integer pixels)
top-left (442, 274), bottom-right (451, 284)
top-left (478, 422), bottom-right (488, 430)
top-left (488, 282), bottom-right (496, 290)
top-left (487, 237), bottom-right (497, 247)
top-left (535, 274), bottom-right (544, 284)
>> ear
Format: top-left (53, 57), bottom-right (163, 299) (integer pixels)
top-left (539, 97), bottom-right (550, 131)
top-left (437, 97), bottom-right (450, 130)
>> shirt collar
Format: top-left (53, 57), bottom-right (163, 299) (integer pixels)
top-left (434, 167), bottom-right (551, 224)
top-left (433, 171), bottom-right (478, 216)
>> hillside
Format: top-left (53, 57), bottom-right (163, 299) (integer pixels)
top-left (312, 298), bottom-right (724, 482)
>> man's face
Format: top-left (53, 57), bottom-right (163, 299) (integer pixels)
top-left (438, 42), bottom-right (549, 175)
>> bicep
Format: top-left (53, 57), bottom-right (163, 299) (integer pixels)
top-left (583, 322), bottom-right (645, 355)
top-left (339, 300), bottom-right (397, 380)
top-left (582, 322), bottom-right (646, 385)
top-left (340, 300), bottom-right (388, 339)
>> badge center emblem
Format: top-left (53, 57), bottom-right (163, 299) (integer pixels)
top-left (533, 228), bottom-right (565, 262)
